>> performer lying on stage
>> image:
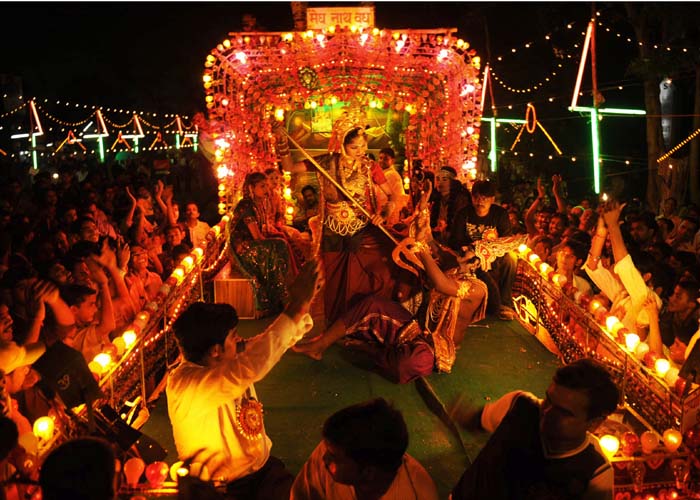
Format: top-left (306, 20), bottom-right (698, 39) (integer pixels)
top-left (294, 189), bottom-right (487, 382)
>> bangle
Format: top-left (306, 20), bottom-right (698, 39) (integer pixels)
top-left (588, 253), bottom-right (601, 263)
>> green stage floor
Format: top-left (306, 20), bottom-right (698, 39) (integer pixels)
top-left (140, 311), bottom-right (561, 498)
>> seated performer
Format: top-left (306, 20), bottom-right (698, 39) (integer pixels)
top-left (229, 172), bottom-right (298, 317)
top-left (291, 398), bottom-right (438, 500)
top-left (294, 189), bottom-right (487, 381)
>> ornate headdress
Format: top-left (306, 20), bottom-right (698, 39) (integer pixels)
top-left (328, 105), bottom-right (368, 154)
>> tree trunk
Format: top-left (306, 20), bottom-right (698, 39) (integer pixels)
top-left (690, 64), bottom-right (700, 205)
top-left (626, 4), bottom-right (665, 210)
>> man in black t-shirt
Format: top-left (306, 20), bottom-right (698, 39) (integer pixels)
top-left (449, 179), bottom-right (517, 320)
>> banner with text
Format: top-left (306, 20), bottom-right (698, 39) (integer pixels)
top-left (306, 6), bottom-right (375, 31)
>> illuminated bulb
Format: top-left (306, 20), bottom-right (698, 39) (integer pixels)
top-left (625, 333), bottom-right (640, 352)
top-left (181, 255), bottom-right (195, 271)
top-left (634, 342), bottom-right (650, 360)
top-left (33, 416), bottom-right (54, 441)
top-left (274, 108), bottom-right (285, 121)
top-left (589, 300), bottom-right (602, 313)
top-left (93, 353), bottom-right (112, 372)
top-left (552, 274), bottom-right (568, 287)
top-left (124, 457), bottom-right (146, 487)
top-left (122, 330), bottom-right (137, 348)
top-left (284, 187), bottom-right (292, 199)
top-left (517, 244), bottom-right (529, 254)
top-left (663, 429), bottom-right (682, 453)
top-left (665, 367), bottom-right (680, 386)
top-left (286, 206), bottom-right (294, 215)
top-left (528, 253), bottom-right (541, 265)
top-left (599, 434), bottom-right (619, 459)
top-left (171, 267), bottom-right (185, 283)
top-left (605, 316), bottom-right (620, 331)
top-left (640, 431), bottom-right (658, 454)
top-left (655, 358), bottom-right (671, 377)
top-left (539, 262), bottom-right (551, 274)
top-left (193, 248), bottom-right (204, 259)
top-left (113, 337), bottom-right (126, 356)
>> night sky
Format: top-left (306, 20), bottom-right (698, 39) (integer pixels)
top-left (1, 2), bottom-right (655, 194)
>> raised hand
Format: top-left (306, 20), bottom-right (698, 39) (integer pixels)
top-left (536, 177), bottom-right (545, 199)
top-left (602, 200), bottom-right (626, 229)
top-left (551, 174), bottom-right (562, 195)
top-left (87, 257), bottom-right (109, 286)
top-left (126, 186), bottom-right (137, 206)
top-left (285, 259), bottom-right (322, 321)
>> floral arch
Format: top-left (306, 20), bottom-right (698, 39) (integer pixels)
top-left (202, 26), bottom-right (483, 212)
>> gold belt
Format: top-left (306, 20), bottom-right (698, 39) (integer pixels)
top-left (324, 202), bottom-right (368, 236)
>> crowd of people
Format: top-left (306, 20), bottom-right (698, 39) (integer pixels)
top-left (1, 110), bottom-right (697, 498)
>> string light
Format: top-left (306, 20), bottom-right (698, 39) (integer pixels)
top-left (657, 127), bottom-right (700, 163)
top-left (491, 64), bottom-right (564, 94)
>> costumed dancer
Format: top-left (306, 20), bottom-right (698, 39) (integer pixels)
top-left (277, 108), bottom-right (402, 326)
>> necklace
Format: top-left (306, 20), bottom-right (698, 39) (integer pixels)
top-left (339, 156), bottom-right (358, 185)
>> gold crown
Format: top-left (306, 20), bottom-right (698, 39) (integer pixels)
top-left (328, 105), bottom-right (368, 153)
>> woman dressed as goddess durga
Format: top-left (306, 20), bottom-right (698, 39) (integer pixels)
top-left (277, 111), bottom-right (404, 325)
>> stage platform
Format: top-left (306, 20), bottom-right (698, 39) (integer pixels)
top-left (139, 312), bottom-right (560, 498)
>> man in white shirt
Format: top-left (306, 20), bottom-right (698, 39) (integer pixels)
top-left (183, 202), bottom-right (211, 248)
top-left (291, 398), bottom-right (438, 500)
top-left (451, 358), bottom-right (620, 500)
top-left (166, 261), bottom-right (320, 500)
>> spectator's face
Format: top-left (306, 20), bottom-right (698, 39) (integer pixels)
top-left (71, 260), bottom-right (92, 285)
top-left (435, 173), bottom-right (452, 197)
top-left (45, 190), bottom-right (58, 206)
top-left (48, 263), bottom-right (71, 286)
top-left (73, 294), bottom-right (98, 324)
top-left (302, 189), bottom-right (318, 208)
top-left (535, 212), bottom-right (551, 233)
top-left (629, 221), bottom-right (653, 244)
top-left (508, 212), bottom-right (519, 228)
top-left (130, 247), bottom-right (149, 271)
top-left (533, 242), bottom-right (551, 262)
top-left (251, 181), bottom-right (268, 199)
top-left (540, 382), bottom-right (594, 446)
top-left (548, 216), bottom-right (566, 237)
top-left (556, 246), bottom-right (578, 275)
top-left (267, 171), bottom-right (281, 188)
top-left (80, 220), bottom-right (99, 243)
top-left (322, 440), bottom-right (364, 486)
top-left (663, 199), bottom-right (677, 215)
top-left (378, 152), bottom-right (393, 170)
top-left (676, 220), bottom-right (697, 242)
top-left (185, 204), bottom-right (200, 221)
top-left (172, 203), bottom-right (180, 222)
top-left (166, 228), bottom-right (183, 247)
top-left (667, 285), bottom-right (695, 313)
top-left (579, 209), bottom-right (595, 230)
top-left (63, 208), bottom-right (78, 225)
top-left (0, 305), bottom-right (13, 341)
top-left (472, 192), bottom-right (494, 215)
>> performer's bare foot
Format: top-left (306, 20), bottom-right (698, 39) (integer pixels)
top-left (292, 335), bottom-right (326, 360)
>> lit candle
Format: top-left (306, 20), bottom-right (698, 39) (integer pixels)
top-left (599, 434), bottom-right (620, 459)
top-left (663, 429), bottom-right (683, 453)
top-left (625, 333), bottom-right (640, 352)
top-left (655, 358), bottom-right (671, 377)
